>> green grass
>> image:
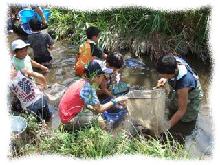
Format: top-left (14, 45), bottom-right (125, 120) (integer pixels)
top-left (46, 7), bottom-right (210, 62)
top-left (10, 113), bottom-right (192, 160)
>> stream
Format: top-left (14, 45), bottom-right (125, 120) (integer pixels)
top-left (7, 32), bottom-right (213, 159)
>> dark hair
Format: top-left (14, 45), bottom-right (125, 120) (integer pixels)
top-left (29, 18), bottom-right (42, 31)
top-left (106, 52), bottom-right (124, 69)
top-left (86, 26), bottom-right (100, 39)
top-left (156, 55), bottom-right (177, 74)
top-left (85, 60), bottom-right (104, 79)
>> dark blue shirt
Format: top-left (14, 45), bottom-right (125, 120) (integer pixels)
top-left (168, 65), bottom-right (197, 91)
top-left (176, 71), bottom-right (197, 90)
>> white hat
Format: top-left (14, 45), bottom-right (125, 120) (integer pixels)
top-left (11, 39), bottom-right (30, 51)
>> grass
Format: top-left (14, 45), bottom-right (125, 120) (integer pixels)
top-left (10, 113), bottom-right (192, 160)
top-left (46, 7), bottom-right (210, 62)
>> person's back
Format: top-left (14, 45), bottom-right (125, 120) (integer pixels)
top-left (59, 79), bottom-right (86, 123)
top-left (28, 18), bottom-right (54, 65)
top-left (75, 41), bottom-right (94, 76)
top-left (9, 67), bottom-right (51, 121)
top-left (75, 26), bottom-right (106, 76)
top-left (10, 70), bottom-right (42, 108)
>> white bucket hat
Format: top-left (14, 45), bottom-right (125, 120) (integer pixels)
top-left (11, 39), bottom-right (30, 51)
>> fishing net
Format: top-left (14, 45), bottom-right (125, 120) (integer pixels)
top-left (126, 89), bottom-right (166, 135)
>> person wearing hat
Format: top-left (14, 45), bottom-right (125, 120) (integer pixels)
top-left (10, 39), bottom-right (50, 116)
top-left (58, 60), bottom-right (127, 129)
top-left (11, 39), bottom-right (49, 76)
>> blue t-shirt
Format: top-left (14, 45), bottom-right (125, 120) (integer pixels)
top-left (169, 64), bottom-right (197, 91)
top-left (80, 82), bottom-right (100, 105)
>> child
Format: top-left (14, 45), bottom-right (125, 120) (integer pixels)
top-left (59, 60), bottom-right (127, 128)
top-left (74, 26), bottom-right (107, 76)
top-left (156, 54), bottom-right (203, 143)
top-left (11, 39), bottom-right (49, 75)
top-left (97, 52), bottom-right (129, 99)
top-left (28, 18), bottom-right (54, 66)
top-left (9, 65), bottom-right (52, 122)
top-left (10, 6), bottom-right (48, 40)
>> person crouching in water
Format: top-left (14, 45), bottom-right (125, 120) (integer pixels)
top-left (156, 54), bottom-right (203, 144)
top-left (96, 52), bottom-right (128, 99)
top-left (9, 65), bottom-right (52, 122)
top-left (58, 60), bottom-right (127, 129)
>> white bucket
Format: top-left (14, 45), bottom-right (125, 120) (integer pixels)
top-left (11, 116), bottom-right (27, 135)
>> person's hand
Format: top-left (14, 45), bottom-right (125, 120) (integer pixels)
top-left (115, 96), bottom-right (127, 103)
top-left (159, 120), bottom-right (171, 134)
top-left (41, 18), bottom-right (47, 26)
top-left (156, 78), bottom-right (167, 88)
top-left (102, 53), bottom-right (108, 59)
top-left (41, 66), bottom-right (49, 73)
top-left (38, 83), bottom-right (47, 91)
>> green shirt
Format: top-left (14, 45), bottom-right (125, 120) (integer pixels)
top-left (12, 55), bottom-right (33, 72)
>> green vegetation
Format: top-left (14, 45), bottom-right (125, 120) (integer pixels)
top-left (48, 7), bottom-right (210, 62)
top-left (9, 6), bottom-right (210, 160)
top-left (10, 113), bottom-right (192, 160)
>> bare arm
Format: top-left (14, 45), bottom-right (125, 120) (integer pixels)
top-left (31, 60), bottom-right (49, 73)
top-left (24, 70), bottom-right (47, 89)
top-left (89, 101), bottom-right (114, 113)
top-left (169, 88), bottom-right (189, 127)
top-left (33, 7), bottom-right (47, 25)
top-left (74, 53), bottom-right (80, 68)
top-left (88, 96), bottom-right (127, 113)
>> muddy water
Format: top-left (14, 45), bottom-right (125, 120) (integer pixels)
top-left (7, 33), bottom-right (213, 159)
top-left (48, 41), bottom-right (213, 159)
top-left (122, 54), bottom-right (213, 158)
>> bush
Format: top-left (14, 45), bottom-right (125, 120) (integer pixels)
top-left (48, 7), bottom-right (210, 62)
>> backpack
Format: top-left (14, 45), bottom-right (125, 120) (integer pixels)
top-left (75, 41), bottom-right (93, 76)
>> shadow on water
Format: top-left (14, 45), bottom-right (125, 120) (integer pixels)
top-left (7, 32), bottom-right (213, 159)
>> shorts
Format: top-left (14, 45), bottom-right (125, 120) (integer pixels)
top-left (27, 96), bottom-right (52, 122)
top-left (34, 55), bottom-right (52, 64)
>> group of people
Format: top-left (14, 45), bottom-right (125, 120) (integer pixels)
top-left (9, 17), bottom-right (203, 143)
top-left (59, 26), bottom-right (128, 129)
top-left (9, 6), bottom-right (54, 122)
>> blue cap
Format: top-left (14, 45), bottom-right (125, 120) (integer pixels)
top-left (85, 60), bottom-right (105, 79)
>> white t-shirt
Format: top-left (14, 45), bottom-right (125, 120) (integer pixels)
top-left (9, 71), bottom-right (43, 108)
top-left (176, 64), bottom-right (187, 80)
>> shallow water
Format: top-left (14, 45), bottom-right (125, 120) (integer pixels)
top-left (7, 32), bottom-right (213, 159)
top-left (50, 41), bottom-right (213, 158)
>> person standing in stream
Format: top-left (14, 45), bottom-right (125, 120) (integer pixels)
top-left (156, 54), bottom-right (203, 143)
